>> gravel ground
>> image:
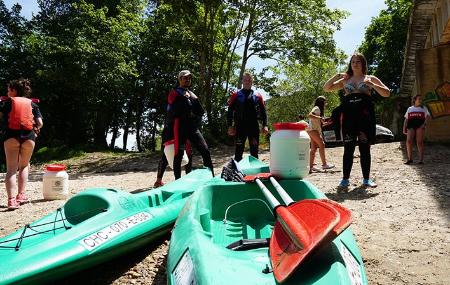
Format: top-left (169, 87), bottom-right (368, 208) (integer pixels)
top-left (0, 142), bottom-right (449, 285)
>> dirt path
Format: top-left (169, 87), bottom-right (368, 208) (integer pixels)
top-left (0, 142), bottom-right (449, 284)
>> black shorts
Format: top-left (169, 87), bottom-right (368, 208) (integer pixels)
top-left (407, 119), bottom-right (425, 130)
top-left (3, 129), bottom-right (36, 143)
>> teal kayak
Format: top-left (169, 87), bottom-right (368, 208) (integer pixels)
top-left (0, 168), bottom-right (213, 285)
top-left (167, 161), bottom-right (368, 284)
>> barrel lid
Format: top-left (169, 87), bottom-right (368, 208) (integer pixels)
top-left (273, 122), bottom-right (308, 131)
top-left (46, 164), bottom-right (66, 171)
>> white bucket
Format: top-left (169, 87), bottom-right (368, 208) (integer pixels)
top-left (164, 140), bottom-right (189, 169)
top-left (270, 122), bottom-right (310, 179)
top-left (42, 164), bottom-right (69, 200)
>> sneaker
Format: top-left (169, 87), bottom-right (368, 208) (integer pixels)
top-left (153, 181), bottom-right (164, 188)
top-left (363, 179), bottom-right (377, 188)
top-left (322, 164), bottom-right (335, 170)
top-left (404, 160), bottom-right (413, 165)
top-left (16, 193), bottom-right (30, 204)
top-left (338, 179), bottom-right (350, 188)
top-left (310, 166), bottom-right (321, 172)
top-left (7, 198), bottom-right (20, 210)
top-left (418, 161), bottom-right (424, 165)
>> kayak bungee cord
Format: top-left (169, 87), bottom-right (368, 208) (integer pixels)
top-left (0, 207), bottom-right (107, 251)
top-left (54, 207), bottom-right (71, 234)
top-left (223, 198), bottom-right (273, 225)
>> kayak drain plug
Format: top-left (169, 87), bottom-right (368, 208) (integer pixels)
top-left (262, 264), bottom-right (273, 274)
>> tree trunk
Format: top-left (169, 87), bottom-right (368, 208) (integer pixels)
top-left (93, 109), bottom-right (108, 148)
top-left (122, 100), bottom-right (134, 151)
top-left (110, 125), bottom-right (119, 149)
top-left (237, 12), bottom-right (255, 88)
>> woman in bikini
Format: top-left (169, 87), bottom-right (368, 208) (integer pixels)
top-left (1, 79), bottom-right (43, 210)
top-left (307, 96), bottom-right (334, 173)
top-left (323, 53), bottom-right (390, 189)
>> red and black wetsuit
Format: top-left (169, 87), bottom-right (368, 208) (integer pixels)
top-left (227, 89), bottom-right (267, 161)
top-left (167, 87), bottom-right (213, 179)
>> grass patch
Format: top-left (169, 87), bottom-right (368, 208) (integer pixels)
top-left (32, 146), bottom-right (87, 164)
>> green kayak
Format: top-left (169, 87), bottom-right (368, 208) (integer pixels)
top-left (0, 168), bottom-right (213, 285)
top-left (167, 161), bottom-right (368, 284)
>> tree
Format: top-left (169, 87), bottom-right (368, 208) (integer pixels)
top-left (263, 54), bottom-right (345, 125)
top-left (232, 0), bottom-right (346, 88)
top-left (359, 0), bottom-right (413, 92)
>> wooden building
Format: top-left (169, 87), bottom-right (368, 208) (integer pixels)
top-left (398, 0), bottom-right (450, 141)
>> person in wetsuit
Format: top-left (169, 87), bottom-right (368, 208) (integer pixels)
top-left (227, 72), bottom-right (268, 162)
top-left (153, 122), bottom-right (192, 188)
top-left (1, 79), bottom-right (43, 210)
top-left (166, 70), bottom-right (213, 180)
top-left (403, 95), bottom-right (429, 165)
top-left (323, 53), bottom-right (390, 189)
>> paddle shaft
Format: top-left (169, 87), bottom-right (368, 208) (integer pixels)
top-left (269, 177), bottom-right (294, 205)
top-left (254, 178), bottom-right (307, 250)
top-left (254, 178), bottom-right (280, 209)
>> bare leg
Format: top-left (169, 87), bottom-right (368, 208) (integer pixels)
top-left (4, 139), bottom-right (20, 199)
top-left (17, 140), bottom-right (35, 194)
top-left (415, 127), bottom-right (425, 162)
top-left (308, 130), bottom-right (327, 166)
top-left (309, 140), bottom-right (318, 169)
top-left (406, 129), bottom-right (415, 161)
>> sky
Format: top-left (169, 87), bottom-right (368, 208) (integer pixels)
top-left (4, 0), bottom-right (387, 150)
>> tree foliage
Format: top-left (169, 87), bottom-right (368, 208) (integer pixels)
top-left (263, 54), bottom-right (346, 126)
top-left (359, 0), bottom-right (413, 92)
top-left (0, 0), bottom-right (346, 151)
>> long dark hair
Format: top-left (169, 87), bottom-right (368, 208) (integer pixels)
top-left (314, 96), bottom-right (326, 116)
top-left (346, 53), bottom-right (368, 76)
top-left (8, 78), bottom-right (32, 97)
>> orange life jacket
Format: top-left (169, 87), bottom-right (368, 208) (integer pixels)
top-left (8, 97), bottom-right (34, 131)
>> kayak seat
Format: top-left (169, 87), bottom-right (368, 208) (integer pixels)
top-left (64, 194), bottom-right (109, 225)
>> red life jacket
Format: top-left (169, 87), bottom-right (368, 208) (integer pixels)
top-left (8, 97), bottom-right (34, 131)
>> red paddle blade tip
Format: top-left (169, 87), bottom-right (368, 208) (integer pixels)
top-left (269, 200), bottom-right (340, 282)
top-left (243, 172), bottom-right (272, 182)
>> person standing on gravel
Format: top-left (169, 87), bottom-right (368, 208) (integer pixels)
top-left (1, 79), bottom-right (43, 210)
top-left (403, 95), bottom-right (429, 165)
top-left (165, 70), bottom-right (214, 180)
top-left (307, 96), bottom-right (335, 173)
top-left (227, 72), bottom-right (268, 162)
top-left (323, 53), bottom-right (390, 189)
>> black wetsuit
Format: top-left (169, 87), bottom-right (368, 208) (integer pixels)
top-left (340, 93), bottom-right (375, 180)
top-left (227, 89), bottom-right (267, 161)
top-left (166, 87), bottom-right (213, 179)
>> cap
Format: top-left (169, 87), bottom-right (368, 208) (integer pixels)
top-left (178, 70), bottom-right (192, 79)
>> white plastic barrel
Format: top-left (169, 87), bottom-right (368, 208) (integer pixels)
top-left (43, 164), bottom-right (69, 200)
top-left (270, 122), bottom-right (310, 179)
top-left (163, 140), bottom-right (189, 169)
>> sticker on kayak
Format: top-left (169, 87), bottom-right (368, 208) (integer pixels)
top-left (341, 243), bottom-right (363, 285)
top-left (172, 249), bottom-right (197, 285)
top-left (79, 212), bottom-right (152, 251)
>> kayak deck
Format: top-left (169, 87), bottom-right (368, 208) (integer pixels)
top-left (168, 177), bottom-right (368, 285)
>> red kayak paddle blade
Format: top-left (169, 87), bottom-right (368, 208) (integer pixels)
top-left (270, 200), bottom-right (340, 283)
top-left (319, 199), bottom-right (352, 240)
top-left (243, 172), bottom-right (272, 182)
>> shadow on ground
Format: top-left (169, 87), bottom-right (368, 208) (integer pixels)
top-left (399, 141), bottom-right (450, 220)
